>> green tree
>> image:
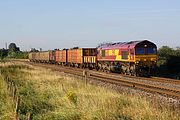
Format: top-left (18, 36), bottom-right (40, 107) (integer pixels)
top-left (9, 43), bottom-right (20, 52)
top-left (157, 46), bottom-right (174, 58)
top-left (0, 49), bottom-right (8, 60)
top-left (157, 46), bottom-right (180, 77)
top-left (157, 46), bottom-right (174, 66)
top-left (175, 47), bottom-right (180, 56)
top-left (9, 43), bottom-right (17, 51)
top-left (8, 43), bottom-right (20, 58)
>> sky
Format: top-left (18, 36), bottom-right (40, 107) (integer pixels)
top-left (0, 0), bottom-right (180, 51)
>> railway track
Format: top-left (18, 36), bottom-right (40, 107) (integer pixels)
top-left (89, 73), bottom-right (180, 98)
top-left (14, 60), bottom-right (180, 98)
top-left (121, 74), bottom-right (180, 85)
top-left (94, 71), bottom-right (180, 85)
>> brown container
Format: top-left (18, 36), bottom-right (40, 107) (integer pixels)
top-left (29, 52), bottom-right (33, 61)
top-left (39, 51), bottom-right (50, 61)
top-left (67, 48), bottom-right (97, 64)
top-left (55, 49), bottom-right (68, 63)
top-left (34, 52), bottom-right (39, 61)
top-left (49, 50), bottom-right (56, 61)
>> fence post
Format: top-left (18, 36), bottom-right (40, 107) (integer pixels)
top-left (83, 70), bottom-right (87, 86)
top-left (13, 86), bottom-right (17, 100)
top-left (26, 112), bottom-right (31, 120)
top-left (15, 96), bottom-right (20, 120)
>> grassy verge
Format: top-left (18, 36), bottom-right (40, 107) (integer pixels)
top-left (0, 61), bottom-right (179, 120)
top-left (0, 71), bottom-right (15, 119)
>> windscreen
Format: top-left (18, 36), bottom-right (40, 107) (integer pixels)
top-left (136, 48), bottom-right (145, 55)
top-left (147, 48), bottom-right (156, 54)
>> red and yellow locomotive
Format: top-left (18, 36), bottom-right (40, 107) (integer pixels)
top-left (97, 40), bottom-right (157, 76)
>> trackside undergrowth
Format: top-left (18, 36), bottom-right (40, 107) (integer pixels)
top-left (0, 61), bottom-right (179, 120)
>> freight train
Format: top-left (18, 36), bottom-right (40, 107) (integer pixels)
top-left (29, 40), bottom-right (157, 76)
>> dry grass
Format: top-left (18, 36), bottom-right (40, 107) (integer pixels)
top-left (0, 61), bottom-right (179, 120)
top-left (0, 77), bottom-right (15, 120)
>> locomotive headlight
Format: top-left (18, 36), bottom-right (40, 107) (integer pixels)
top-left (151, 58), bottom-right (156, 61)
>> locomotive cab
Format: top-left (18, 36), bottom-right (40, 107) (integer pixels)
top-left (135, 40), bottom-right (157, 76)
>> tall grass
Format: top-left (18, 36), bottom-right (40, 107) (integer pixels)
top-left (0, 75), bottom-right (15, 119)
top-left (0, 61), bottom-right (179, 120)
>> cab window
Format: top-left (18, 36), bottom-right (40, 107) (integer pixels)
top-left (136, 48), bottom-right (145, 55)
top-left (147, 48), bottom-right (156, 54)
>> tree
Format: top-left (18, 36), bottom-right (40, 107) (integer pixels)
top-left (0, 49), bottom-right (8, 60)
top-left (175, 47), bottom-right (180, 56)
top-left (7, 43), bottom-right (20, 58)
top-left (8, 43), bottom-right (20, 52)
top-left (157, 46), bottom-right (174, 66)
top-left (157, 46), bottom-right (174, 58)
top-left (157, 46), bottom-right (180, 76)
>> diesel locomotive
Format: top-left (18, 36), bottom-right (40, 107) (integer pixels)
top-left (29, 40), bottom-right (157, 76)
top-left (97, 40), bottom-right (157, 76)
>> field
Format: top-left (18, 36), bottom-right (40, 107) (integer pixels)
top-left (0, 61), bottom-right (179, 120)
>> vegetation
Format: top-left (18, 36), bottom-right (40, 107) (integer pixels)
top-left (7, 51), bottom-right (29, 59)
top-left (157, 46), bottom-right (180, 66)
top-left (8, 43), bottom-right (20, 52)
top-left (0, 73), bottom-right (15, 119)
top-left (0, 43), bottom-right (28, 60)
top-left (0, 61), bottom-right (179, 120)
top-left (157, 46), bottom-right (180, 78)
top-left (0, 49), bottom-right (8, 60)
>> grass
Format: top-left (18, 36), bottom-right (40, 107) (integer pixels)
top-left (0, 61), bottom-right (179, 120)
top-left (0, 74), bottom-right (15, 119)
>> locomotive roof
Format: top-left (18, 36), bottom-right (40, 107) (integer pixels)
top-left (98, 40), bottom-right (154, 49)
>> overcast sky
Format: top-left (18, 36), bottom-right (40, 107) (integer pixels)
top-left (0, 0), bottom-right (180, 51)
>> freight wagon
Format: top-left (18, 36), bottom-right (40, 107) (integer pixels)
top-left (28, 52), bottom-right (34, 62)
top-left (29, 52), bottom-right (40, 62)
top-left (67, 48), bottom-right (97, 69)
top-left (29, 51), bottom-right (55, 63)
top-left (55, 49), bottom-right (68, 65)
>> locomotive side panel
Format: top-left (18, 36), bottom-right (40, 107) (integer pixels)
top-left (97, 48), bottom-right (135, 62)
